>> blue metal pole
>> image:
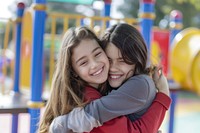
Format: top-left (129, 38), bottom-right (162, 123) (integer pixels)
top-left (169, 10), bottom-right (183, 44)
top-left (139, 0), bottom-right (155, 52)
top-left (28, 0), bottom-right (46, 133)
top-left (12, 3), bottom-right (25, 133)
top-left (169, 91), bottom-right (177, 133)
top-left (81, 19), bottom-right (84, 26)
top-left (102, 0), bottom-right (112, 28)
top-left (12, 115), bottom-right (18, 133)
top-left (168, 10), bottom-right (183, 133)
top-left (13, 2), bottom-right (25, 93)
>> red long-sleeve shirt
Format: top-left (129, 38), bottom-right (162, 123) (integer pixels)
top-left (84, 86), bottom-right (171, 133)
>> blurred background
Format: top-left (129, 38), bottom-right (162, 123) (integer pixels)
top-left (0, 0), bottom-right (200, 133)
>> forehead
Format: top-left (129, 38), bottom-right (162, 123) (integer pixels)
top-left (72, 39), bottom-right (100, 59)
top-left (105, 42), bottom-right (122, 58)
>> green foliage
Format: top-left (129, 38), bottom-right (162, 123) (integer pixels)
top-left (117, 0), bottom-right (200, 28)
top-left (176, 0), bottom-right (200, 10)
top-left (45, 2), bottom-right (82, 34)
top-left (117, 0), bottom-right (139, 18)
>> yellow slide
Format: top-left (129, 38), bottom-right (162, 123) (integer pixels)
top-left (170, 28), bottom-right (200, 94)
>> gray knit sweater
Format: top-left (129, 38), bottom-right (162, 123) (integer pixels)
top-left (49, 74), bottom-right (156, 133)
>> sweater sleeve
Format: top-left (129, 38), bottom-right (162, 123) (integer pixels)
top-left (84, 75), bottom-right (156, 123)
top-left (90, 92), bottom-right (171, 133)
top-left (130, 92), bottom-right (171, 133)
top-left (49, 87), bottom-right (103, 133)
top-left (49, 92), bottom-right (171, 133)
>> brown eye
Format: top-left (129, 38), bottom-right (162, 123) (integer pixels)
top-left (95, 52), bottom-right (102, 57)
top-left (119, 59), bottom-right (125, 63)
top-left (80, 61), bottom-right (87, 66)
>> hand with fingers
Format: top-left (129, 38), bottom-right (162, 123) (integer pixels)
top-left (152, 66), bottom-right (170, 96)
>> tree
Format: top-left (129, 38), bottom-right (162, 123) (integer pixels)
top-left (117, 0), bottom-right (200, 28)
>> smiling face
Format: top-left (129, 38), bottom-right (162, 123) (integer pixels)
top-left (105, 42), bottom-right (136, 88)
top-left (72, 39), bottom-right (109, 88)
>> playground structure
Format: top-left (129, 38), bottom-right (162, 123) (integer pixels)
top-left (0, 0), bottom-right (200, 133)
top-left (170, 28), bottom-right (200, 94)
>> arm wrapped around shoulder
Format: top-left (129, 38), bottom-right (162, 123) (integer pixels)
top-left (49, 114), bottom-right (72, 133)
top-left (49, 107), bottom-right (102, 133)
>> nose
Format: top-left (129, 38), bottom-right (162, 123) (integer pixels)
top-left (90, 59), bottom-right (98, 69)
top-left (109, 61), bottom-right (118, 72)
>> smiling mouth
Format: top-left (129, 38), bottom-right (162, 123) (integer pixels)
top-left (92, 67), bottom-right (103, 76)
top-left (109, 74), bottom-right (122, 79)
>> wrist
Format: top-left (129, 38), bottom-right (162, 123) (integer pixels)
top-left (158, 89), bottom-right (169, 96)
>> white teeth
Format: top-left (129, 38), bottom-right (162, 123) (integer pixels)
top-left (92, 68), bottom-right (103, 76)
top-left (110, 75), bottom-right (121, 79)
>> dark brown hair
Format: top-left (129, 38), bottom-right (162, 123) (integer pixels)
top-left (101, 23), bottom-right (154, 76)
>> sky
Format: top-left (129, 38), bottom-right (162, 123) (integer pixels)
top-left (0, 0), bottom-right (124, 19)
top-left (111, 0), bottom-right (124, 18)
top-left (0, 1), bottom-right (15, 19)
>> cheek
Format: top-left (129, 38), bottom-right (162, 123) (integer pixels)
top-left (102, 55), bottom-right (110, 68)
top-left (126, 70), bottom-right (134, 79)
top-left (73, 65), bottom-right (87, 78)
top-left (125, 65), bottom-right (136, 78)
top-left (105, 58), bottom-right (110, 69)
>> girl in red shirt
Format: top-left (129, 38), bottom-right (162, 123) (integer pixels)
top-left (38, 26), bottom-right (171, 133)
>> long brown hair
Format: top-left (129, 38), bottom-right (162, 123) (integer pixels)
top-left (101, 23), bottom-right (155, 76)
top-left (38, 27), bottom-right (105, 133)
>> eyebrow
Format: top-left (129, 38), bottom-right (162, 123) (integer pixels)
top-left (118, 57), bottom-right (123, 60)
top-left (75, 47), bottom-right (101, 64)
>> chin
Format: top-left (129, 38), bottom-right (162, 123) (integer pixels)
top-left (98, 78), bottom-right (107, 84)
top-left (109, 83), bottom-right (121, 88)
top-left (108, 78), bottom-right (124, 88)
